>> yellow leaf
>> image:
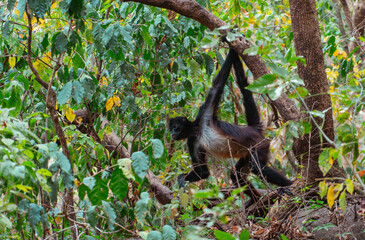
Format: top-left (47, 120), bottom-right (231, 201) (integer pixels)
top-left (327, 185), bottom-right (335, 208)
top-left (274, 17), bottom-right (280, 25)
top-left (37, 168), bottom-right (52, 177)
top-left (180, 192), bottom-right (190, 208)
top-left (319, 180), bottom-right (327, 199)
top-left (333, 49), bottom-right (339, 57)
top-left (74, 179), bottom-right (81, 187)
top-left (65, 107), bottom-right (76, 123)
top-left (106, 97), bottom-right (114, 111)
top-left (15, 184), bottom-right (33, 193)
top-left (100, 76), bottom-right (108, 87)
top-left (9, 57), bottom-right (16, 68)
top-left (113, 95), bottom-right (121, 107)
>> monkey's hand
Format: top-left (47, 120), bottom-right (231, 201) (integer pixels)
top-left (277, 186), bottom-right (293, 196)
top-left (177, 174), bottom-right (187, 188)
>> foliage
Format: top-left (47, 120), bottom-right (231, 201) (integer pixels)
top-left (0, 0), bottom-right (364, 239)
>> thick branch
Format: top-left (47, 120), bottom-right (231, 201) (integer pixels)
top-left (124, 0), bottom-right (225, 30)
top-left (340, 0), bottom-right (353, 33)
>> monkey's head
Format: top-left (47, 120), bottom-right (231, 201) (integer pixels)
top-left (169, 116), bottom-right (193, 140)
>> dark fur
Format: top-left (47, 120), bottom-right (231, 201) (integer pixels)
top-left (169, 48), bottom-right (292, 207)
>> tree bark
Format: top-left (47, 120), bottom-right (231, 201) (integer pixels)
top-left (350, 0), bottom-right (365, 53)
top-left (289, 0), bottom-right (343, 181)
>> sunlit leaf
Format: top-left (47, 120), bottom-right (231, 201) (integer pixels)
top-left (239, 229), bottom-right (250, 240)
top-left (339, 190), bottom-right (346, 212)
top-left (106, 97), bottom-right (114, 111)
top-left (214, 230), bottom-right (235, 240)
top-left (345, 179), bottom-right (354, 194)
top-left (319, 180), bottom-right (327, 199)
top-left (65, 106), bottom-right (76, 123)
top-left (327, 185), bottom-right (335, 209)
top-left (9, 57), bottom-right (16, 68)
top-left (113, 95), bottom-right (121, 107)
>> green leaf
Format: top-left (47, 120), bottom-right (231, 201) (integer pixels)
top-left (57, 152), bottom-right (71, 173)
top-left (319, 180), bottom-right (327, 199)
top-left (80, 77), bottom-right (95, 100)
top-left (57, 81), bottom-right (73, 105)
top-left (0, 214), bottom-right (12, 231)
top-left (150, 139), bottom-right (164, 159)
top-left (102, 201), bottom-right (116, 231)
top-left (7, 0), bottom-right (16, 11)
top-left (147, 231), bottom-right (163, 240)
top-left (339, 190), bottom-right (346, 212)
top-left (16, 0), bottom-right (27, 18)
top-left (336, 112), bottom-right (350, 124)
top-left (245, 74), bottom-right (276, 93)
top-left (267, 84), bottom-right (284, 100)
top-left (88, 176), bottom-right (108, 205)
top-left (131, 151), bottom-right (149, 179)
top-left (180, 192), bottom-right (189, 208)
top-left (28, 203), bottom-right (45, 229)
top-left (239, 229), bottom-right (250, 240)
top-left (72, 45), bottom-right (85, 69)
top-left (162, 225), bottom-right (177, 240)
top-left (102, 23), bottom-right (115, 46)
top-left (83, 177), bottom-right (96, 190)
top-left (318, 148), bottom-right (334, 175)
top-left (190, 59), bottom-right (202, 79)
top-left (117, 158), bottom-right (135, 180)
top-left (54, 32), bottom-right (68, 54)
top-left (120, 25), bottom-right (133, 43)
top-left (268, 62), bottom-right (289, 77)
top-left (345, 179), bottom-right (354, 194)
top-left (28, 0), bottom-right (49, 19)
top-left (72, 80), bottom-right (85, 104)
top-left (203, 53), bottom-right (215, 76)
top-left (86, 206), bottom-right (98, 228)
top-left (135, 192), bottom-right (150, 224)
top-left (141, 26), bottom-right (153, 47)
top-left (183, 36), bottom-right (190, 48)
top-left (214, 230), bottom-right (235, 240)
top-left (110, 168), bottom-right (128, 200)
top-left (0, 161), bottom-right (16, 178)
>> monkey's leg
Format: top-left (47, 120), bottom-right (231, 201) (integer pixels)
top-left (178, 164), bottom-right (210, 188)
top-left (230, 157), bottom-right (262, 208)
top-left (249, 149), bottom-right (292, 187)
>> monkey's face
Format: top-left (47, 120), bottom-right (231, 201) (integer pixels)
top-left (169, 117), bottom-right (190, 140)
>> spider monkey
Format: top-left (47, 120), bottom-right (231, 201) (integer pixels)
top-left (169, 48), bottom-right (292, 207)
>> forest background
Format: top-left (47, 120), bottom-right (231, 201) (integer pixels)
top-left (0, 0), bottom-right (364, 239)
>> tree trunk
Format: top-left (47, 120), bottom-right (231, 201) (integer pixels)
top-left (289, 0), bottom-right (342, 182)
top-left (350, 0), bottom-right (365, 54)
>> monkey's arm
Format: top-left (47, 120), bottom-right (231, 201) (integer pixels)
top-left (178, 137), bottom-right (209, 188)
